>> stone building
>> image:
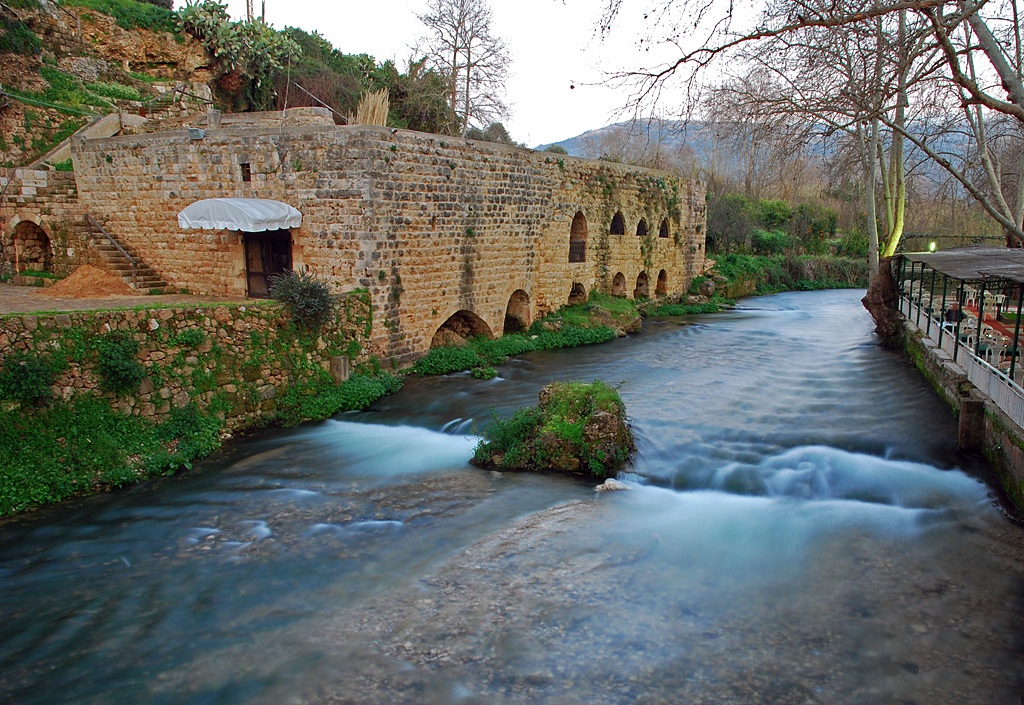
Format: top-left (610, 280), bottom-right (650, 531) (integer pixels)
top-left (2, 108), bottom-right (707, 364)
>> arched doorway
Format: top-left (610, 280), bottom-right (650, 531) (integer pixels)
top-left (634, 272), bottom-right (649, 299)
top-left (8, 221), bottom-right (53, 273)
top-left (610, 212), bottom-right (625, 235)
top-left (569, 211), bottom-right (587, 262)
top-left (636, 219), bottom-right (648, 238)
top-left (568, 282), bottom-right (587, 305)
top-left (611, 272), bottom-right (626, 297)
top-left (431, 310), bottom-right (493, 347)
top-left (656, 269), bottom-right (668, 296)
top-left (504, 290), bottom-right (531, 333)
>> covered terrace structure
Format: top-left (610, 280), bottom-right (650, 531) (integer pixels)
top-left (896, 247), bottom-right (1024, 428)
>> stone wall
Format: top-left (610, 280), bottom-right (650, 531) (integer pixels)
top-left (71, 120), bottom-right (706, 364)
top-left (0, 292), bottom-right (372, 432)
top-left (900, 324), bottom-right (1024, 511)
top-left (0, 169), bottom-right (89, 277)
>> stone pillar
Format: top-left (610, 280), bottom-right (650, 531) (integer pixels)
top-left (958, 395), bottom-right (986, 453)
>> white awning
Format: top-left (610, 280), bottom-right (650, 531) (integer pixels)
top-left (177, 198), bottom-right (302, 232)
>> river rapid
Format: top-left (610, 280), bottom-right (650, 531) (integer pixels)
top-left (1, 289), bottom-right (1022, 704)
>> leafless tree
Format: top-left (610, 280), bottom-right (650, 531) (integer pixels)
top-left (599, 0), bottom-right (1024, 258)
top-left (418, 0), bottom-right (510, 136)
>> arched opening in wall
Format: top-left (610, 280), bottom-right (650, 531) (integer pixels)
top-left (243, 229), bottom-right (292, 297)
top-left (569, 210), bottom-right (587, 262)
top-left (504, 290), bottom-right (531, 333)
top-left (9, 221), bottom-right (53, 273)
top-left (610, 212), bottom-right (625, 235)
top-left (611, 272), bottom-right (626, 297)
top-left (634, 271), bottom-right (649, 299)
top-left (636, 219), bottom-right (648, 238)
top-left (431, 310), bottom-right (493, 348)
top-left (656, 269), bottom-right (668, 296)
top-left (659, 219), bottom-right (669, 238)
top-left (568, 282), bottom-right (587, 306)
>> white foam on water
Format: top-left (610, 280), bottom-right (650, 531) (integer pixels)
top-left (317, 420), bottom-right (479, 477)
top-left (706, 445), bottom-right (991, 510)
top-left (238, 520), bottom-right (271, 541)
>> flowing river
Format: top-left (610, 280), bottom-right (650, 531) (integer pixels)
top-left (1, 289), bottom-right (1022, 704)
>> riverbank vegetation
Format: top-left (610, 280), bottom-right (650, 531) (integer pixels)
top-left (472, 380), bottom-right (634, 476)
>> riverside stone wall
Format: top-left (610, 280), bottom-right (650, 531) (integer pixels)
top-left (71, 119), bottom-right (707, 365)
top-left (0, 293), bottom-right (372, 432)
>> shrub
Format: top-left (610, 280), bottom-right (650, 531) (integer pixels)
top-left (543, 144), bottom-right (568, 154)
top-left (0, 351), bottom-right (61, 406)
top-left (275, 373), bottom-right (402, 426)
top-left (758, 199), bottom-right (793, 230)
top-left (0, 16), bottom-right (41, 55)
top-left (94, 331), bottom-right (146, 394)
top-left (52, 158), bottom-right (74, 172)
top-left (65, 0), bottom-right (179, 33)
top-left (750, 229), bottom-right (792, 255)
top-left (269, 268), bottom-right (337, 331)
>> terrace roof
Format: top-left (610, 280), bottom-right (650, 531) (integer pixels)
top-left (902, 247), bottom-right (1024, 284)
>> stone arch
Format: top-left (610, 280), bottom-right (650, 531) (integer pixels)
top-left (659, 219), bottom-right (670, 238)
top-left (634, 271), bottom-right (649, 299)
top-left (431, 309), bottom-right (493, 348)
top-left (656, 269), bottom-right (668, 296)
top-left (611, 272), bottom-right (626, 297)
top-left (6, 220), bottom-right (53, 273)
top-left (610, 212), bottom-right (626, 235)
top-left (504, 289), bottom-right (531, 333)
top-left (569, 210), bottom-right (587, 263)
top-left (636, 219), bottom-right (648, 238)
top-left (568, 282), bottom-right (587, 305)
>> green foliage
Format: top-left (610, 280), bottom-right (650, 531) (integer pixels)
top-left (543, 144), bottom-right (568, 154)
top-left (275, 373), bottom-right (402, 426)
top-left (269, 268), bottom-right (337, 331)
top-left (0, 351), bottom-right (62, 406)
top-left (706, 192), bottom-right (756, 254)
top-left (0, 16), bottom-right (42, 54)
top-left (750, 229), bottom-right (792, 255)
top-left (52, 158), bottom-right (74, 171)
top-left (788, 202), bottom-right (839, 255)
top-left (647, 298), bottom-right (731, 316)
top-left (86, 81), bottom-right (143, 102)
top-left (471, 366), bottom-right (497, 380)
top-left (411, 345), bottom-right (482, 375)
top-left (758, 199), bottom-right (792, 229)
top-left (0, 395), bottom-right (225, 517)
top-left (837, 229), bottom-right (870, 258)
top-left (94, 330), bottom-right (147, 394)
top-left (713, 254), bottom-right (868, 293)
top-left (177, 1), bottom-right (300, 111)
top-left (473, 380), bottom-right (632, 476)
top-left (65, 0), bottom-right (179, 33)
top-left (171, 328), bottom-right (206, 347)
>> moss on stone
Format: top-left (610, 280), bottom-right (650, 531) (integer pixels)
top-left (471, 380), bottom-right (634, 477)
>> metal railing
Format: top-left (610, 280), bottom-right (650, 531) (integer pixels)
top-left (85, 214), bottom-right (137, 287)
top-left (901, 294), bottom-right (1024, 429)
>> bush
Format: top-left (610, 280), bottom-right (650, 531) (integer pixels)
top-left (750, 229), bottom-right (792, 255)
top-left (758, 199), bottom-right (792, 230)
top-left (275, 373), bottom-right (402, 426)
top-left (473, 380), bottom-right (633, 476)
top-left (0, 16), bottom-right (41, 55)
top-left (0, 351), bottom-right (61, 406)
top-left (52, 158), bottom-right (74, 172)
top-left (543, 144), bottom-right (568, 154)
top-left (86, 81), bottom-right (143, 102)
top-left (269, 269), bottom-right (337, 331)
top-left (94, 331), bottom-right (146, 394)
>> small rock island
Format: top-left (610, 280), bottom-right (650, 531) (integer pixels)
top-left (471, 380), bottom-right (635, 476)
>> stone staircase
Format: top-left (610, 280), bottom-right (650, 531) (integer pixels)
top-left (83, 215), bottom-right (171, 293)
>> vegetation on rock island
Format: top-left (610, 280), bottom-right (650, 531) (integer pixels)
top-left (472, 380), bottom-right (634, 477)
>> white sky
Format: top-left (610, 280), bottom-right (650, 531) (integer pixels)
top-left (184, 0), bottom-right (696, 147)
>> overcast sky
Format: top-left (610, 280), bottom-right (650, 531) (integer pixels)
top-left (184, 0), bottom-right (695, 147)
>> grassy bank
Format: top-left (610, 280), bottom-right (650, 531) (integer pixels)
top-left (412, 292), bottom-right (637, 378)
top-left (711, 253), bottom-right (869, 294)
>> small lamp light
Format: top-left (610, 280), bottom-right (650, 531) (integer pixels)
top-left (928, 241), bottom-right (937, 252)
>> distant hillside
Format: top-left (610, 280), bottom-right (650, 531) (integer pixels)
top-left (536, 119), bottom-right (712, 159)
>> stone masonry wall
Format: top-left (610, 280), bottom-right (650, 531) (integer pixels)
top-left (71, 120), bottom-right (707, 365)
top-left (0, 293), bottom-right (372, 432)
top-left (0, 169), bottom-right (90, 277)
